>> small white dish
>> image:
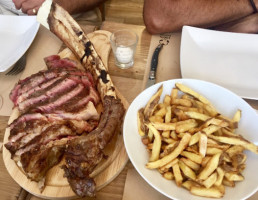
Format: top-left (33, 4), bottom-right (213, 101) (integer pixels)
top-left (123, 79), bottom-right (258, 200)
top-left (0, 15), bottom-right (39, 72)
top-left (180, 26), bottom-right (258, 100)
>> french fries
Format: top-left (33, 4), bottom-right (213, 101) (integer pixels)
top-left (137, 82), bottom-right (258, 198)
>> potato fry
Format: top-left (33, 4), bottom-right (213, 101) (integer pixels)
top-left (214, 167), bottom-right (225, 186)
top-left (232, 109), bottom-right (241, 123)
top-left (173, 163), bottom-right (183, 186)
top-left (178, 160), bottom-right (196, 180)
top-left (162, 137), bottom-right (176, 144)
top-left (174, 108), bottom-right (189, 121)
top-left (151, 121), bottom-right (176, 131)
top-left (221, 127), bottom-right (237, 136)
top-left (164, 95), bottom-right (171, 106)
top-left (160, 158), bottom-right (178, 172)
top-left (202, 125), bottom-right (222, 135)
top-left (154, 107), bottom-right (166, 117)
top-left (176, 120), bottom-right (198, 133)
top-left (209, 135), bottom-right (258, 154)
top-left (175, 83), bottom-right (210, 105)
top-left (231, 153), bottom-right (246, 168)
top-left (226, 145), bottom-right (245, 157)
top-left (206, 147), bottom-right (223, 155)
top-left (171, 88), bottom-right (178, 99)
top-left (163, 172), bottom-right (174, 180)
top-left (165, 106), bottom-right (172, 123)
top-left (176, 106), bottom-right (199, 112)
top-left (201, 156), bottom-right (212, 168)
top-left (170, 130), bottom-right (178, 140)
top-left (198, 153), bottom-right (221, 180)
top-left (144, 85), bottom-right (163, 119)
top-left (185, 111), bottom-right (211, 121)
top-left (137, 108), bottom-right (145, 136)
top-left (147, 128), bottom-right (154, 142)
top-left (149, 115), bottom-right (164, 123)
top-left (162, 131), bottom-right (170, 138)
top-left (180, 157), bottom-right (200, 171)
top-left (182, 180), bottom-right (199, 190)
top-left (199, 133), bottom-right (207, 157)
top-left (189, 132), bottom-right (200, 146)
top-left (181, 151), bottom-right (203, 164)
top-left (172, 98), bottom-right (192, 107)
top-left (222, 177), bottom-right (235, 187)
top-left (147, 124), bottom-right (162, 162)
top-left (225, 172), bottom-right (244, 181)
top-left (202, 172), bottom-right (217, 188)
top-left (190, 186), bottom-right (224, 198)
top-left (146, 133), bottom-right (191, 169)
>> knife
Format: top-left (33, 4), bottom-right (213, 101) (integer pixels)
top-left (145, 43), bottom-right (164, 88)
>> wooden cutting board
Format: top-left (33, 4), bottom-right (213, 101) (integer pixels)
top-left (2, 30), bottom-right (129, 199)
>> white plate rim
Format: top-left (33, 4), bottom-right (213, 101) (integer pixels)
top-left (0, 16), bottom-right (40, 72)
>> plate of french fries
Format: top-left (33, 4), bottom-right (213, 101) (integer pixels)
top-left (123, 79), bottom-right (258, 200)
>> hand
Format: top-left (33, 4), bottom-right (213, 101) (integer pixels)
top-left (12, 0), bottom-right (45, 15)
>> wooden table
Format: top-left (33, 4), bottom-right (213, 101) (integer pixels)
top-left (1, 20), bottom-right (258, 200)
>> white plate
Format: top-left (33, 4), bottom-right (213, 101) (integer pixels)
top-left (0, 15), bottom-right (39, 72)
top-left (123, 79), bottom-right (258, 200)
top-left (180, 26), bottom-right (258, 100)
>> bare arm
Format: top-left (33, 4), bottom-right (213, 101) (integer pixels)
top-left (12, 0), bottom-right (106, 15)
top-left (54, 0), bottom-right (105, 14)
top-left (143, 0), bottom-right (258, 34)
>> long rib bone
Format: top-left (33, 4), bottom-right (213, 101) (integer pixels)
top-left (37, 0), bottom-right (116, 101)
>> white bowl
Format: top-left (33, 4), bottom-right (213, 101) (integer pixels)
top-left (123, 78), bottom-right (258, 200)
top-left (0, 15), bottom-right (39, 72)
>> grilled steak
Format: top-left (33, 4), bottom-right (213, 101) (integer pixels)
top-left (5, 57), bottom-right (101, 189)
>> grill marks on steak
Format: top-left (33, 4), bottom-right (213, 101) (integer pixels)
top-left (63, 96), bottom-right (125, 197)
top-left (5, 57), bottom-right (101, 186)
top-left (18, 78), bottom-right (78, 112)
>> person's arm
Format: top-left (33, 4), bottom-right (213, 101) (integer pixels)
top-left (54, 0), bottom-right (105, 14)
top-left (212, 13), bottom-right (258, 33)
top-left (12, 0), bottom-right (106, 15)
top-left (143, 0), bottom-right (258, 34)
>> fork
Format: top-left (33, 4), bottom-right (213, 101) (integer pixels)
top-left (6, 54), bottom-right (27, 75)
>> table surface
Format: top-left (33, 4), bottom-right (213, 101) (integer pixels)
top-left (1, 20), bottom-right (258, 200)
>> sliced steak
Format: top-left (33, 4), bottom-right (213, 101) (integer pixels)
top-left (44, 55), bottom-right (78, 70)
top-left (18, 78), bottom-right (78, 112)
top-left (10, 67), bottom-right (95, 106)
top-left (16, 76), bottom-right (63, 105)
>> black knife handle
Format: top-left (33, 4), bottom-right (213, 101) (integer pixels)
top-left (149, 44), bottom-right (164, 79)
